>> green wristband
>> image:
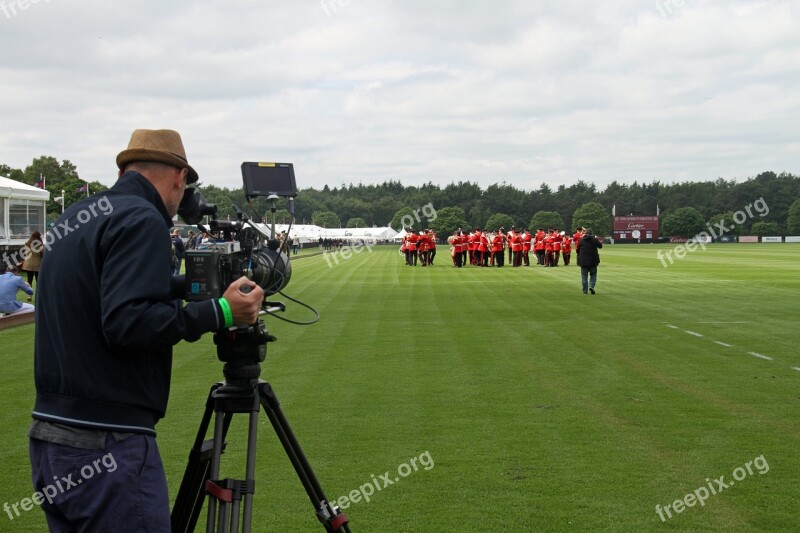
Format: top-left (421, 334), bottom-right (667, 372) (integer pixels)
top-left (218, 297), bottom-right (234, 328)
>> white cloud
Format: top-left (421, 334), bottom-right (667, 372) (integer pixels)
top-left (0, 0), bottom-right (797, 191)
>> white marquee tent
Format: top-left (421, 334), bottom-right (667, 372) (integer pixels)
top-left (0, 176), bottom-right (50, 248)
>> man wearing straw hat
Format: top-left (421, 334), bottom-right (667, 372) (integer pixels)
top-left (29, 129), bottom-right (264, 531)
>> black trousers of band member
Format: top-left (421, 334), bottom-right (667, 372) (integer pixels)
top-left (562, 252), bottom-right (571, 266)
top-left (429, 249), bottom-right (436, 265)
top-left (419, 250), bottom-right (428, 266)
top-left (454, 251), bottom-right (462, 267)
top-left (536, 250), bottom-right (545, 265)
top-left (553, 251), bottom-right (560, 266)
top-left (495, 251), bottom-right (504, 267)
top-left (523, 251), bottom-right (530, 266)
top-left (513, 251), bottom-right (522, 267)
top-left (545, 251), bottom-right (554, 266)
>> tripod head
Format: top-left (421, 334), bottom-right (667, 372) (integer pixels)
top-left (214, 300), bottom-right (286, 386)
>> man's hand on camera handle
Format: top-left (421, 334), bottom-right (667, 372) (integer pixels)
top-left (222, 276), bottom-right (264, 325)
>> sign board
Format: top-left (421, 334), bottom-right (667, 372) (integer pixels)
top-left (613, 216), bottom-right (659, 241)
top-left (739, 236), bottom-right (758, 243)
top-left (785, 236), bottom-right (800, 243)
top-left (761, 236), bottom-right (782, 243)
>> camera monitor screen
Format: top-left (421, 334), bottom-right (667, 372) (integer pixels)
top-left (241, 162), bottom-right (298, 197)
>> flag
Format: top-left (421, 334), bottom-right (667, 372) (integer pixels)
top-left (77, 183), bottom-right (89, 193)
top-left (35, 180), bottom-right (45, 188)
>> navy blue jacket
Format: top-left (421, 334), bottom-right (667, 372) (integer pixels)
top-left (33, 172), bottom-right (223, 435)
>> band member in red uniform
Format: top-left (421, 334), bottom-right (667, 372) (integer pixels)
top-left (427, 230), bottom-right (437, 265)
top-left (562, 232), bottom-right (572, 266)
top-left (406, 229), bottom-right (418, 266)
top-left (400, 234), bottom-right (408, 264)
top-left (507, 226), bottom-right (516, 265)
top-left (552, 229), bottom-right (562, 266)
top-left (511, 230), bottom-right (523, 267)
top-left (573, 227), bottom-right (584, 249)
top-left (478, 229), bottom-right (490, 266)
top-left (534, 228), bottom-right (546, 265)
top-left (417, 230), bottom-right (429, 266)
top-left (459, 230), bottom-right (468, 266)
top-left (544, 230), bottom-right (554, 267)
top-left (467, 230), bottom-right (477, 266)
top-left (522, 228), bottom-right (532, 266)
top-left (492, 230), bottom-right (504, 267)
top-left (449, 230), bottom-right (463, 267)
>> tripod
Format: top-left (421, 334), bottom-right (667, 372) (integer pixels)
top-left (170, 318), bottom-right (350, 533)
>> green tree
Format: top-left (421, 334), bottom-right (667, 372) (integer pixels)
top-left (572, 202), bottom-right (611, 236)
top-left (661, 207), bottom-right (706, 237)
top-left (312, 211), bottom-right (340, 228)
top-left (530, 211), bottom-right (564, 231)
top-left (787, 199), bottom-right (800, 234)
top-left (484, 213), bottom-right (515, 231)
top-left (707, 211), bottom-right (741, 237)
top-left (390, 207), bottom-right (416, 231)
top-left (429, 207), bottom-right (469, 239)
top-left (272, 209), bottom-right (293, 224)
top-left (750, 221), bottom-right (779, 236)
top-left (346, 217), bottom-right (368, 228)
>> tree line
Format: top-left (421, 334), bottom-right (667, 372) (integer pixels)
top-left (3, 156), bottom-right (799, 236)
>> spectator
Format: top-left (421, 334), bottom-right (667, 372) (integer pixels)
top-left (21, 231), bottom-right (44, 298)
top-left (171, 228), bottom-right (185, 275)
top-left (0, 264), bottom-right (34, 314)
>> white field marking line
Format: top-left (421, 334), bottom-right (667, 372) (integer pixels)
top-left (793, 367), bottom-right (800, 372)
top-left (696, 321), bottom-right (749, 324)
top-left (665, 325), bottom-right (784, 368)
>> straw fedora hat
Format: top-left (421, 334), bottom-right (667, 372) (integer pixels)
top-left (116, 129), bottom-right (199, 184)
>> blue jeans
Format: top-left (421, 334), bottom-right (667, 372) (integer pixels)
top-left (29, 434), bottom-right (170, 532)
top-left (581, 266), bottom-right (597, 292)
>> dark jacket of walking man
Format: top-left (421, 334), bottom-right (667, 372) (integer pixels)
top-left (576, 228), bottom-right (603, 294)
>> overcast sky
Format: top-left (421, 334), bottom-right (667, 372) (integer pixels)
top-left (1, 0), bottom-right (798, 191)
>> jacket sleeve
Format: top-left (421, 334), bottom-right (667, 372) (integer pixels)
top-left (99, 212), bottom-right (223, 350)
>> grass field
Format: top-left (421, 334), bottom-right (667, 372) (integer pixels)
top-left (2, 243), bottom-right (799, 532)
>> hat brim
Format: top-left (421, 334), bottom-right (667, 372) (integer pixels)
top-left (116, 148), bottom-right (199, 184)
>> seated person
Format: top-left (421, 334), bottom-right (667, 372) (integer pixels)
top-left (0, 264), bottom-right (35, 314)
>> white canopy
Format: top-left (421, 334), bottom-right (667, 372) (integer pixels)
top-left (0, 176), bottom-right (50, 201)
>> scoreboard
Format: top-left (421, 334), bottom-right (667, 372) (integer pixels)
top-left (613, 216), bottom-right (660, 241)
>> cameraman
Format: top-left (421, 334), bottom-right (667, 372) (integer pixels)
top-left (29, 129), bottom-right (264, 532)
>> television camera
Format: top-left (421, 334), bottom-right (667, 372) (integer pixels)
top-left (171, 163), bottom-right (349, 533)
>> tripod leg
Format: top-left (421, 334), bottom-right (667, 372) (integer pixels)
top-left (257, 381), bottom-right (350, 533)
top-left (172, 383), bottom-right (235, 533)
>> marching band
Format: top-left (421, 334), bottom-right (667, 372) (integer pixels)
top-left (399, 227), bottom-right (586, 268)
